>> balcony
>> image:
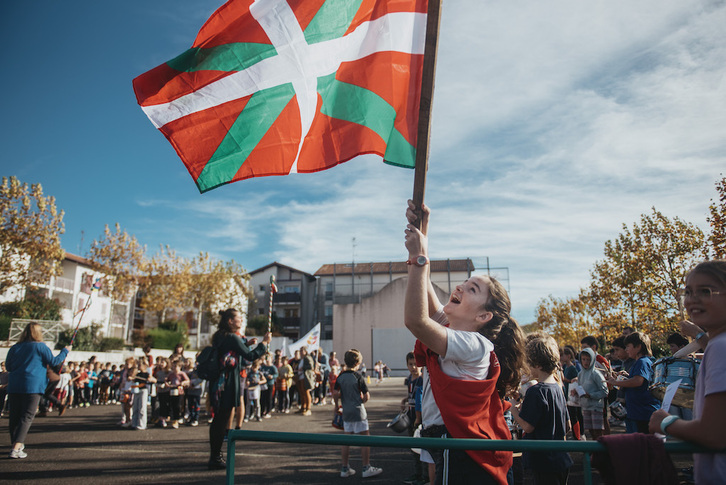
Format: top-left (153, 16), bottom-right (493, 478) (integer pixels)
top-left (278, 316), bottom-right (301, 328)
top-left (53, 277), bottom-right (75, 292)
top-left (273, 293), bottom-right (300, 303)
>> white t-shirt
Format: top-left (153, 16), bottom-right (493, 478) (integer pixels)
top-left (693, 332), bottom-right (726, 483)
top-left (58, 372), bottom-right (72, 390)
top-left (421, 307), bottom-right (494, 427)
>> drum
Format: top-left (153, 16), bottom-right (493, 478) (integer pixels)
top-left (387, 410), bottom-right (411, 433)
top-left (649, 357), bottom-right (700, 408)
top-left (609, 401), bottom-right (627, 420)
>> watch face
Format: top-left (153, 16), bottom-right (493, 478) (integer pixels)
top-left (416, 256), bottom-right (427, 266)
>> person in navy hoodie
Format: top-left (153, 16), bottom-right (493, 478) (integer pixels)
top-left (6, 322), bottom-right (70, 459)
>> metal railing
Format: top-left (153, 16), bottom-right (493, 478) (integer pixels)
top-left (8, 318), bottom-right (71, 344)
top-left (226, 430), bottom-right (717, 485)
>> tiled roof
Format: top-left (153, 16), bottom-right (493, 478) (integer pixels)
top-left (248, 261), bottom-right (316, 280)
top-left (314, 259), bottom-right (474, 276)
top-left (64, 251), bottom-right (94, 267)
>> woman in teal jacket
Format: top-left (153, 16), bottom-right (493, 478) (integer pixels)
top-left (6, 322), bottom-right (70, 459)
top-left (207, 308), bottom-right (270, 470)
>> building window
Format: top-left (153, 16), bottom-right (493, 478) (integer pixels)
top-left (284, 308), bottom-right (299, 318)
top-left (284, 286), bottom-right (300, 293)
top-left (258, 308), bottom-right (265, 315)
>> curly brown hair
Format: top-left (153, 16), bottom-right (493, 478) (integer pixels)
top-left (479, 276), bottom-right (526, 399)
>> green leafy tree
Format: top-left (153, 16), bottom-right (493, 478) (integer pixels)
top-left (0, 176), bottom-right (65, 293)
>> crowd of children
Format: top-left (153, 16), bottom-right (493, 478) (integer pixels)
top-left (0, 345), bottom-right (346, 430)
top-left (4, 260), bottom-right (724, 483)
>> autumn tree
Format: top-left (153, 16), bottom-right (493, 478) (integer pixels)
top-left (533, 291), bottom-right (598, 347)
top-left (140, 246), bottom-right (192, 323)
top-left (187, 253), bottom-right (249, 347)
top-left (0, 176), bottom-right (65, 294)
top-left (707, 175), bottom-right (726, 259)
top-left (587, 208), bottom-right (707, 346)
top-left (88, 223), bottom-right (145, 303)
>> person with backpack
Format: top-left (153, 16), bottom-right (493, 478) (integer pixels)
top-left (207, 308), bottom-right (270, 470)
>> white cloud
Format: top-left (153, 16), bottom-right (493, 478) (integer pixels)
top-left (128, 1), bottom-right (726, 324)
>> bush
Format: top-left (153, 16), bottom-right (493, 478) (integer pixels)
top-left (158, 319), bottom-right (188, 334)
top-left (23, 289), bottom-right (63, 320)
top-left (98, 337), bottom-right (125, 352)
top-left (146, 327), bottom-right (186, 350)
top-left (247, 314), bottom-right (282, 336)
top-left (56, 323), bottom-right (102, 351)
top-left (0, 291), bottom-right (63, 321)
top-left (0, 314), bottom-right (11, 340)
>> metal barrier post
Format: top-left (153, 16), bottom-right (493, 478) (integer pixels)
top-left (226, 437), bottom-right (237, 485)
top-left (582, 452), bottom-right (592, 485)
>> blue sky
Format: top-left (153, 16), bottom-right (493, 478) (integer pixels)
top-left (2, 0), bottom-right (725, 325)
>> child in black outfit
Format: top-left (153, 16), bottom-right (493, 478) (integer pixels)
top-left (509, 333), bottom-right (573, 485)
top-left (401, 351), bottom-right (426, 485)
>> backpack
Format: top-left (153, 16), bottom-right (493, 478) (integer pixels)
top-left (195, 345), bottom-right (220, 381)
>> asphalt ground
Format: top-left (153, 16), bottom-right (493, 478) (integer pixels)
top-left (2, 378), bottom-right (694, 484)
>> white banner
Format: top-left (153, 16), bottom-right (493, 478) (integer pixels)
top-left (286, 323), bottom-right (321, 356)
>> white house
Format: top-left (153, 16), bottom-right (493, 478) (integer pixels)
top-left (34, 252), bottom-right (133, 340)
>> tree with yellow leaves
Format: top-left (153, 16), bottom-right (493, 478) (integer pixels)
top-left (0, 176), bottom-right (65, 294)
top-left (187, 252), bottom-right (249, 347)
top-left (707, 175), bottom-right (726, 259)
top-left (88, 223), bottom-right (145, 303)
top-left (140, 245), bottom-right (192, 324)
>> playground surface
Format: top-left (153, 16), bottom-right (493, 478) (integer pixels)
top-left (1, 377), bottom-right (693, 484)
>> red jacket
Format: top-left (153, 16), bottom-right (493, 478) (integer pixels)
top-left (414, 339), bottom-right (512, 485)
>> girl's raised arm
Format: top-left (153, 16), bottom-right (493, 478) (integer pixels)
top-left (404, 208), bottom-right (448, 357)
top-left (406, 200), bottom-right (443, 315)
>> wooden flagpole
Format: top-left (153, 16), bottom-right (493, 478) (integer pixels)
top-left (412, 0), bottom-right (443, 228)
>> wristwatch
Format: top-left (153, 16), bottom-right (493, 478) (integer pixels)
top-left (407, 255), bottom-right (429, 267)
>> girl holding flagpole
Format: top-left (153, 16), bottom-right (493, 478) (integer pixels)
top-left (404, 200), bottom-right (525, 485)
top-left (207, 308), bottom-right (270, 470)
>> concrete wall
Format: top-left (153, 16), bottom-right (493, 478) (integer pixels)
top-left (332, 277), bottom-right (449, 373)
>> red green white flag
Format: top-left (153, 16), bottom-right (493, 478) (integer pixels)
top-left (133, 0), bottom-right (427, 193)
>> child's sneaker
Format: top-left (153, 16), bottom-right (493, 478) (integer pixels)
top-left (190, 420), bottom-right (199, 427)
top-left (172, 421), bottom-right (179, 429)
top-left (340, 466), bottom-right (356, 478)
top-left (9, 448), bottom-right (27, 459)
top-left (362, 465), bottom-right (382, 478)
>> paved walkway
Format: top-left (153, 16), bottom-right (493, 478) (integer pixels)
top-left (1, 377), bottom-right (693, 484)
